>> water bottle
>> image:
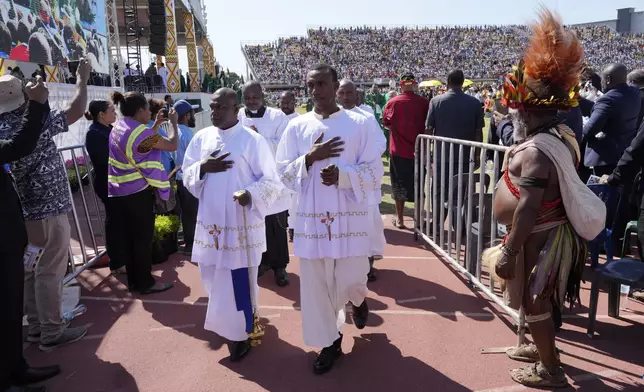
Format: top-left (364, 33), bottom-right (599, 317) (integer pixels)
top-left (620, 284), bottom-right (630, 310)
top-left (62, 304), bottom-right (87, 322)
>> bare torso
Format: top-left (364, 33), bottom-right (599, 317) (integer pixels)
top-left (493, 146), bottom-right (563, 278)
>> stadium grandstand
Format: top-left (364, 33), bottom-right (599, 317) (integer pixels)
top-left (242, 7), bottom-right (644, 86)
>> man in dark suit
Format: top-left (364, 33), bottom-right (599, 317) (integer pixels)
top-left (0, 76), bottom-right (60, 392)
top-left (627, 69), bottom-right (644, 129)
top-left (604, 117), bottom-right (644, 300)
top-left (583, 64), bottom-right (642, 254)
top-left (582, 64), bottom-right (641, 177)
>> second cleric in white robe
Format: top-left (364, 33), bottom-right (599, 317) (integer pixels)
top-left (338, 79), bottom-right (387, 282)
top-left (182, 88), bottom-right (284, 361)
top-left (276, 64), bottom-right (384, 375)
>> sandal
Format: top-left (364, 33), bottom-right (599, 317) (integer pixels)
top-left (392, 218), bottom-right (407, 229)
top-left (507, 344), bottom-right (540, 363)
top-left (507, 344), bottom-right (562, 363)
top-left (510, 362), bottom-right (568, 388)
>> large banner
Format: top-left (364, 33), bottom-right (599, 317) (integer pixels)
top-left (0, 0), bottom-right (109, 74)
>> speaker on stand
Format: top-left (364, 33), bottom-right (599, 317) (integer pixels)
top-left (148, 0), bottom-right (166, 56)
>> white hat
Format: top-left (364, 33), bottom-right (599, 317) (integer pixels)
top-left (0, 75), bottom-right (25, 115)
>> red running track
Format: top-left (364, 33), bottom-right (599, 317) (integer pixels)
top-left (26, 215), bottom-right (644, 392)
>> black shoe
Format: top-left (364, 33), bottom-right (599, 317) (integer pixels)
top-left (313, 335), bottom-right (343, 375)
top-left (6, 386), bottom-right (47, 392)
top-left (257, 264), bottom-right (271, 278)
top-left (139, 283), bottom-right (173, 295)
top-left (229, 339), bottom-right (252, 362)
top-left (275, 268), bottom-right (289, 287)
top-left (13, 365), bottom-right (60, 386)
top-left (352, 300), bottom-right (369, 330)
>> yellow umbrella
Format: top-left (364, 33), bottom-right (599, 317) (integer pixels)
top-left (463, 79), bottom-right (474, 88)
top-left (419, 80), bottom-right (442, 88)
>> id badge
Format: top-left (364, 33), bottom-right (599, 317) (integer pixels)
top-left (23, 244), bottom-right (45, 272)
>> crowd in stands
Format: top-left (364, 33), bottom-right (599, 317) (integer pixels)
top-left (244, 25), bottom-right (644, 84)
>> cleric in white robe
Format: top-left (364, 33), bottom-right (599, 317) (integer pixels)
top-left (182, 88), bottom-right (284, 362)
top-left (275, 64), bottom-right (384, 375)
top-left (238, 81), bottom-right (292, 286)
top-left (338, 79), bottom-right (387, 282)
top-left (278, 90), bottom-right (301, 234)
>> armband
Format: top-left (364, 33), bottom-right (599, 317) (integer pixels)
top-left (519, 176), bottom-right (549, 189)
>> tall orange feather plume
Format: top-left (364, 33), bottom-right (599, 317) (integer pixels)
top-left (523, 8), bottom-right (584, 92)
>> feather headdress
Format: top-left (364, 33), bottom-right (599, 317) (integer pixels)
top-left (502, 8), bottom-right (585, 110)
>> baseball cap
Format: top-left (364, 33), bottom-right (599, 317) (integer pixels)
top-left (0, 75), bottom-right (26, 114)
top-left (173, 100), bottom-right (199, 116)
top-left (400, 72), bottom-right (417, 86)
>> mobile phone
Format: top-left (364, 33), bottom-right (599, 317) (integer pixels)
top-left (587, 175), bottom-right (601, 185)
top-left (160, 109), bottom-right (168, 119)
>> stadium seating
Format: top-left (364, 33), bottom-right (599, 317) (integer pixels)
top-left (243, 25), bottom-right (644, 85)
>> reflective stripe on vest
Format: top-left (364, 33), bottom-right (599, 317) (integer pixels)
top-left (108, 157), bottom-right (165, 171)
top-left (109, 124), bottom-right (169, 189)
top-left (108, 172), bottom-right (143, 183)
top-left (126, 124), bottom-right (149, 159)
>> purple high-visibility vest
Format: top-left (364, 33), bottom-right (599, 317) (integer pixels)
top-left (107, 117), bottom-right (170, 199)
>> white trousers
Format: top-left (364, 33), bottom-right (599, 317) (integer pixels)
top-left (300, 256), bottom-right (370, 348)
top-left (199, 265), bottom-right (259, 342)
top-left (368, 204), bottom-right (386, 258)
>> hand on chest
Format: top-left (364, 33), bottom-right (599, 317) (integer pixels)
top-left (302, 125), bottom-right (360, 165)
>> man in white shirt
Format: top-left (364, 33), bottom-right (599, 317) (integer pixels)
top-left (239, 81), bottom-right (291, 287)
top-left (338, 79), bottom-right (386, 282)
top-left (279, 90), bottom-right (300, 240)
top-left (157, 63), bottom-right (169, 91)
top-left (276, 64), bottom-right (384, 374)
top-left (182, 88), bottom-right (284, 361)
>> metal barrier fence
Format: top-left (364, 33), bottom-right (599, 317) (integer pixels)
top-left (59, 144), bottom-right (107, 285)
top-left (59, 115), bottom-right (212, 283)
top-left (413, 135), bottom-right (523, 325)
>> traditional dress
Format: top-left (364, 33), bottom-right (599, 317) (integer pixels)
top-left (182, 122), bottom-right (284, 341)
top-left (238, 106), bottom-right (291, 272)
top-left (499, 125), bottom-right (605, 309)
top-left (346, 106), bottom-right (387, 258)
top-left (276, 109), bottom-right (384, 348)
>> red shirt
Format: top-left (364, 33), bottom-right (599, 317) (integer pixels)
top-left (382, 91), bottom-right (429, 159)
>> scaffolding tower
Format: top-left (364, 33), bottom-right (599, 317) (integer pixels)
top-left (107, 0), bottom-right (124, 88)
top-left (122, 0), bottom-right (145, 91)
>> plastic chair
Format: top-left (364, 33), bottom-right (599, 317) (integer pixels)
top-left (152, 75), bottom-right (164, 93)
top-left (446, 172), bottom-right (491, 234)
top-left (586, 257), bottom-right (644, 338)
top-left (621, 220), bottom-right (641, 257)
top-left (587, 184), bottom-right (620, 268)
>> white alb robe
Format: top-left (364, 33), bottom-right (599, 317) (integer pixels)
top-left (284, 111), bottom-right (300, 122)
top-left (238, 107), bottom-right (292, 215)
top-left (182, 122), bottom-right (284, 341)
top-left (275, 109), bottom-right (383, 347)
top-left (283, 111), bottom-right (301, 227)
top-left (359, 104), bottom-right (374, 115)
top-left (347, 106), bottom-right (386, 258)
top-left (238, 107), bottom-right (288, 157)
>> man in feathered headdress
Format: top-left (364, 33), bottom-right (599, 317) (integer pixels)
top-left (488, 9), bottom-right (606, 388)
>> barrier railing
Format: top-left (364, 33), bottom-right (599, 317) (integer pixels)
top-left (413, 135), bottom-right (523, 324)
top-left (59, 144), bottom-right (107, 285)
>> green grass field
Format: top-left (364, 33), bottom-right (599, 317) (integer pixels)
top-left (379, 117), bottom-right (491, 216)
